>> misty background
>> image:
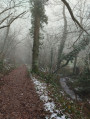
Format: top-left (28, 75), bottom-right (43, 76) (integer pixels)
top-left (0, 0), bottom-right (90, 71)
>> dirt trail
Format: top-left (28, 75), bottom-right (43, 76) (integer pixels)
top-left (0, 65), bottom-right (46, 119)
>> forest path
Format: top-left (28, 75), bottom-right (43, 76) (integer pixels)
top-left (0, 65), bottom-right (46, 119)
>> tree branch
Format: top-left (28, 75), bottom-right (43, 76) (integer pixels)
top-left (61, 0), bottom-right (89, 35)
top-left (0, 13), bottom-right (12, 25)
top-left (0, 11), bottom-right (27, 29)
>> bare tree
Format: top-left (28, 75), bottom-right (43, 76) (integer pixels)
top-left (0, 0), bottom-right (27, 60)
top-left (61, 0), bottom-right (89, 35)
top-left (57, 4), bottom-right (67, 70)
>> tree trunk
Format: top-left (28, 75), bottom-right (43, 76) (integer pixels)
top-left (49, 47), bottom-right (53, 73)
top-left (0, 26), bottom-right (10, 59)
top-left (57, 4), bottom-right (67, 69)
top-left (73, 55), bottom-right (77, 74)
top-left (32, 15), bottom-right (40, 73)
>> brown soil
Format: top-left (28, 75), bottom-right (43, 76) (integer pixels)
top-left (0, 65), bottom-right (46, 119)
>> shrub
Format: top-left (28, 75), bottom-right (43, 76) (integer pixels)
top-left (0, 60), bottom-right (3, 73)
top-left (78, 68), bottom-right (90, 95)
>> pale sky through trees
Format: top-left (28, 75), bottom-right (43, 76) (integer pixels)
top-left (1, 0), bottom-right (89, 39)
top-left (0, 0), bottom-right (90, 65)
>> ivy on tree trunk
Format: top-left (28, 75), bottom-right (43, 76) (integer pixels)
top-left (30, 0), bottom-right (48, 73)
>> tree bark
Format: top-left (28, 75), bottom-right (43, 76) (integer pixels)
top-left (49, 47), bottom-right (53, 73)
top-left (73, 55), bottom-right (77, 74)
top-left (32, 15), bottom-right (40, 73)
top-left (0, 26), bottom-right (10, 59)
top-left (57, 4), bottom-right (67, 69)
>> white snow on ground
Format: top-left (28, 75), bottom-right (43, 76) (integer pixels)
top-left (31, 76), bottom-right (69, 119)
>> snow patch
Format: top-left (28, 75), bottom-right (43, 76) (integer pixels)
top-left (32, 77), bottom-right (69, 119)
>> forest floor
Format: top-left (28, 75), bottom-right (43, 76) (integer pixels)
top-left (0, 65), bottom-right (46, 119)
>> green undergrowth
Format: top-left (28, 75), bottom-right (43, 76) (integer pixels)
top-left (32, 71), bottom-right (88, 119)
top-left (0, 60), bottom-right (16, 75)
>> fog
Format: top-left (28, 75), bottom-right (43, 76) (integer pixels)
top-left (0, 0), bottom-right (90, 70)
top-left (0, 0), bottom-right (90, 118)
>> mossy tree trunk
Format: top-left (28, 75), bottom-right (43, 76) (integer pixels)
top-left (30, 0), bottom-right (48, 73)
top-left (32, 15), bottom-right (40, 73)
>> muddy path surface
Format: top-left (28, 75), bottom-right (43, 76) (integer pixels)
top-left (0, 65), bottom-right (46, 119)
